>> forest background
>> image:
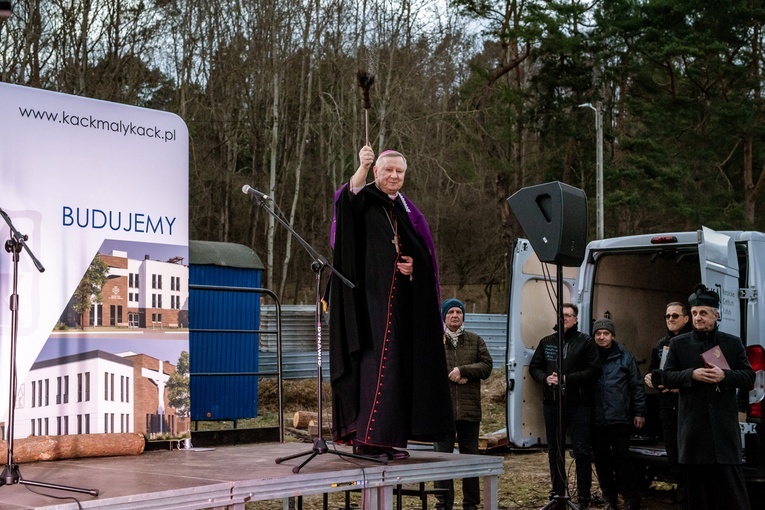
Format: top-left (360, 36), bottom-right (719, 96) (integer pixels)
top-left (1, 0), bottom-right (764, 313)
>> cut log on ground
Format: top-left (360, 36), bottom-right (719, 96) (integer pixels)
top-left (0, 433), bottom-right (145, 463)
top-left (293, 411), bottom-right (319, 429)
top-left (307, 420), bottom-right (332, 437)
top-left (482, 428), bottom-right (508, 450)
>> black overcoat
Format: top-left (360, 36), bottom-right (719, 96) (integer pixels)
top-left (329, 183), bottom-right (454, 445)
top-left (662, 327), bottom-right (754, 465)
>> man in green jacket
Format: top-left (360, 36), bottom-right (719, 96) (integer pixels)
top-left (434, 298), bottom-right (494, 510)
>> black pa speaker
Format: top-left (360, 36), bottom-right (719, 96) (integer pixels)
top-left (507, 181), bottom-right (588, 267)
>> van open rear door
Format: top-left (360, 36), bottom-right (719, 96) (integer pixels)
top-left (505, 238), bottom-right (580, 447)
top-left (698, 227), bottom-right (740, 336)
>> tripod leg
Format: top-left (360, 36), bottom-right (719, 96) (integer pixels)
top-left (275, 446), bottom-right (387, 469)
top-left (3, 462), bottom-right (98, 496)
top-left (539, 494), bottom-right (579, 510)
top-left (21, 478), bottom-right (99, 497)
top-left (275, 450), bottom-right (315, 464)
top-left (293, 452), bottom-right (319, 474)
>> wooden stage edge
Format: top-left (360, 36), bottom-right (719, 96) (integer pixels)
top-left (0, 441), bottom-right (505, 509)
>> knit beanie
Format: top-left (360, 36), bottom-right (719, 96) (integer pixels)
top-left (441, 298), bottom-right (465, 321)
top-left (592, 318), bottom-right (616, 336)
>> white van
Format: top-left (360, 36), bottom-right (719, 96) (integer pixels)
top-left (505, 227), bottom-right (765, 494)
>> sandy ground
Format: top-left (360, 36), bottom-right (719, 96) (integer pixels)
top-left (496, 449), bottom-right (680, 509)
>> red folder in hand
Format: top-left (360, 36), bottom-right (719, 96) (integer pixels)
top-left (700, 345), bottom-right (730, 370)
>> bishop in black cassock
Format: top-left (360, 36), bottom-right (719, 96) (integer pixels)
top-left (329, 146), bottom-right (454, 459)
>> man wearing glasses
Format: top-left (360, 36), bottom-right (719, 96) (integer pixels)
top-left (530, 303), bottom-right (602, 510)
top-left (644, 302), bottom-right (692, 504)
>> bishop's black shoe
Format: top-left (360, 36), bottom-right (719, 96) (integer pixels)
top-left (352, 443), bottom-right (388, 460)
top-left (379, 446), bottom-right (410, 460)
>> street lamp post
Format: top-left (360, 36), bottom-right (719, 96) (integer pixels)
top-left (579, 102), bottom-right (604, 239)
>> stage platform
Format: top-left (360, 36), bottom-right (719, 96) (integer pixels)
top-left (0, 441), bottom-right (505, 509)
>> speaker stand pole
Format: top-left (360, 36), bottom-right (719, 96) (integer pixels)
top-left (541, 264), bottom-right (578, 510)
top-left (0, 208), bottom-right (99, 497)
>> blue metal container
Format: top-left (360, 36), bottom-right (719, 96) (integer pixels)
top-left (189, 241), bottom-right (264, 421)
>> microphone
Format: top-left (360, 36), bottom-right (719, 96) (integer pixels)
top-left (242, 184), bottom-right (271, 201)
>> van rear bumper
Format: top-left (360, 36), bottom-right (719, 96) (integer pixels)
top-left (629, 446), bottom-right (675, 486)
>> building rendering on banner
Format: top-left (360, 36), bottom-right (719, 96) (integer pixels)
top-left (123, 352), bottom-right (190, 437)
top-left (14, 350), bottom-right (189, 438)
top-left (14, 351), bottom-right (133, 438)
top-left (61, 250), bottom-right (189, 330)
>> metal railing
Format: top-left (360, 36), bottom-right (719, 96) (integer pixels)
top-left (259, 308), bottom-right (508, 373)
top-left (188, 284), bottom-right (284, 442)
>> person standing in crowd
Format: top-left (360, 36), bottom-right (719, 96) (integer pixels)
top-left (328, 145), bottom-right (454, 460)
top-left (590, 318), bottom-right (646, 510)
top-left (433, 298), bottom-right (494, 510)
top-left (644, 302), bottom-right (692, 504)
top-left (660, 284), bottom-right (754, 509)
top-left (530, 303), bottom-right (601, 510)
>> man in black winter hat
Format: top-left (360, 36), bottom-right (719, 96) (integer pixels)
top-left (590, 318), bottom-right (646, 510)
top-left (530, 303), bottom-right (601, 509)
top-left (661, 284), bottom-right (755, 510)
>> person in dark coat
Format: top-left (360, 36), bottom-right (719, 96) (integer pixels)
top-left (328, 145), bottom-right (454, 460)
top-left (530, 303), bottom-right (602, 510)
top-left (644, 301), bottom-right (692, 503)
top-left (434, 298), bottom-right (493, 510)
top-left (590, 318), bottom-right (646, 510)
top-left (660, 285), bottom-right (755, 510)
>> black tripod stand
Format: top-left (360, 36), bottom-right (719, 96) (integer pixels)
top-left (0, 207), bottom-right (99, 497)
top-left (275, 258), bottom-right (385, 473)
top-left (541, 264), bottom-right (578, 510)
top-left (240, 186), bottom-right (385, 473)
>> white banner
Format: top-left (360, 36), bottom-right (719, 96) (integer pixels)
top-left (0, 83), bottom-right (189, 427)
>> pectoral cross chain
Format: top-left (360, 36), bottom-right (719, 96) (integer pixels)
top-left (385, 207), bottom-right (400, 254)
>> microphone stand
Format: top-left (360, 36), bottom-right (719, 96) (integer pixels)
top-left (541, 264), bottom-right (577, 510)
top-left (0, 207), bottom-right (99, 497)
top-left (242, 192), bottom-right (386, 473)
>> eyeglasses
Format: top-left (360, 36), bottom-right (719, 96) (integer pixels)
top-left (665, 313), bottom-right (685, 320)
top-left (563, 313), bottom-right (576, 318)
